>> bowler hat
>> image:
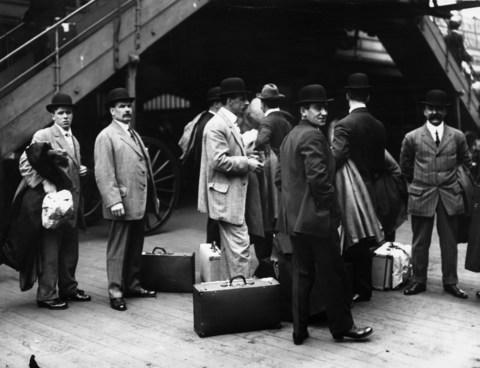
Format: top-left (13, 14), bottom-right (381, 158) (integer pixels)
top-left (345, 73), bottom-right (371, 89)
top-left (421, 89), bottom-right (450, 107)
top-left (219, 77), bottom-right (249, 96)
top-left (206, 86), bottom-right (221, 102)
top-left (296, 84), bottom-right (334, 105)
top-left (106, 87), bottom-right (135, 107)
top-left (46, 92), bottom-right (74, 113)
top-left (257, 83), bottom-right (285, 100)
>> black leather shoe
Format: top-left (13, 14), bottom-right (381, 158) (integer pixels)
top-left (333, 325), bottom-right (373, 341)
top-left (403, 282), bottom-right (426, 295)
top-left (352, 293), bottom-right (371, 303)
top-left (292, 330), bottom-right (309, 345)
top-left (37, 298), bottom-right (68, 310)
top-left (110, 297), bottom-right (127, 311)
top-left (443, 284), bottom-right (468, 299)
top-left (61, 289), bottom-right (92, 302)
top-left (476, 291), bottom-right (480, 299)
top-left (125, 288), bottom-right (156, 298)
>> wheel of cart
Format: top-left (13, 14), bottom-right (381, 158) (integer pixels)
top-left (82, 136), bottom-right (181, 233)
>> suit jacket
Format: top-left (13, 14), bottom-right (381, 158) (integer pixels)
top-left (94, 121), bottom-right (158, 221)
top-left (277, 120), bottom-right (336, 238)
top-left (18, 124), bottom-right (82, 225)
top-left (255, 110), bottom-right (292, 155)
top-left (332, 107), bottom-right (386, 183)
top-left (400, 123), bottom-right (471, 217)
top-left (197, 107), bottom-right (250, 225)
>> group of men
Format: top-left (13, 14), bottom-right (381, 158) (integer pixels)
top-left (9, 70), bottom-right (474, 345)
top-left (12, 87), bottom-right (158, 312)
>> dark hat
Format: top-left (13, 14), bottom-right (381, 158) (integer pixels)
top-left (46, 92), bottom-right (74, 113)
top-left (257, 83), bottom-right (285, 100)
top-left (219, 77), bottom-right (249, 96)
top-left (206, 86), bottom-right (221, 102)
top-left (345, 73), bottom-right (371, 89)
top-left (296, 84), bottom-right (334, 105)
top-left (421, 89), bottom-right (450, 107)
top-left (106, 87), bottom-right (135, 107)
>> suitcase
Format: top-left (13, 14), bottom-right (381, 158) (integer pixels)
top-left (141, 247), bottom-right (195, 292)
top-left (372, 242), bottom-right (411, 290)
top-left (193, 276), bottom-right (281, 337)
top-left (198, 242), bottom-right (225, 282)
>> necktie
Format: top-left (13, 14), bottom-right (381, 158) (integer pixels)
top-left (128, 128), bottom-right (138, 145)
top-left (435, 130), bottom-right (440, 147)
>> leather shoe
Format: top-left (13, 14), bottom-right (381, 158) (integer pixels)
top-left (333, 325), bottom-right (373, 341)
top-left (352, 293), bottom-right (371, 303)
top-left (37, 298), bottom-right (68, 310)
top-left (110, 297), bottom-right (127, 311)
top-left (61, 289), bottom-right (91, 302)
top-left (403, 282), bottom-right (426, 295)
top-left (125, 288), bottom-right (156, 298)
top-left (292, 330), bottom-right (309, 345)
top-left (476, 291), bottom-right (480, 299)
top-left (443, 284), bottom-right (468, 299)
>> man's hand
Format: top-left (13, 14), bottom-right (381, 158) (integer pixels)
top-left (248, 158), bottom-right (264, 173)
top-left (110, 202), bottom-right (125, 217)
top-left (42, 180), bottom-right (57, 194)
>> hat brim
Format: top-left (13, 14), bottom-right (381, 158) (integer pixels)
top-left (107, 97), bottom-right (135, 107)
top-left (296, 98), bottom-right (334, 105)
top-left (46, 104), bottom-right (75, 113)
top-left (218, 90), bottom-right (250, 96)
top-left (420, 101), bottom-right (451, 107)
top-left (257, 93), bottom-right (286, 100)
top-left (344, 85), bottom-right (371, 89)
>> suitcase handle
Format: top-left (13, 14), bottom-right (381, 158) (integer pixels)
top-left (229, 275), bottom-right (247, 286)
top-left (152, 247), bottom-right (167, 255)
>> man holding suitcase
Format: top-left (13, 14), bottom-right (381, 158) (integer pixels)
top-left (277, 84), bottom-right (373, 345)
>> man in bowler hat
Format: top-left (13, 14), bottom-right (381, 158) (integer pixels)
top-left (18, 92), bottom-right (91, 309)
top-left (331, 72), bottom-right (387, 303)
top-left (277, 84), bottom-right (373, 344)
top-left (400, 89), bottom-right (471, 298)
top-left (198, 77), bottom-right (263, 278)
top-left (94, 88), bottom-right (159, 311)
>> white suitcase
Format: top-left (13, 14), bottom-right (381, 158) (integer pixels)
top-left (372, 242), bottom-right (412, 290)
top-left (199, 243), bottom-right (225, 282)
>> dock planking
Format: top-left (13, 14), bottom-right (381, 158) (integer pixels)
top-left (1, 205), bottom-right (480, 368)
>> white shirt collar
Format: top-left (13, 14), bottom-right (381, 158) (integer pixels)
top-left (426, 121), bottom-right (444, 141)
top-left (55, 123), bottom-right (72, 138)
top-left (219, 106), bottom-right (238, 125)
top-left (114, 119), bottom-right (130, 133)
top-left (208, 109), bottom-right (218, 115)
top-left (349, 101), bottom-right (367, 114)
top-left (265, 107), bottom-right (280, 117)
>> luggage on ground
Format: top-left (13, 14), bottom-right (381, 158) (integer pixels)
top-left (372, 242), bottom-right (411, 290)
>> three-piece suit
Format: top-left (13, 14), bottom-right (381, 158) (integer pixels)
top-left (332, 106), bottom-right (386, 299)
top-left (198, 107), bottom-right (252, 278)
top-left (277, 120), bottom-right (353, 337)
top-left (94, 121), bottom-right (158, 298)
top-left (18, 123), bottom-right (82, 301)
top-left (400, 123), bottom-right (470, 285)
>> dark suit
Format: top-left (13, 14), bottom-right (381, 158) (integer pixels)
top-left (255, 110), bottom-right (292, 156)
top-left (400, 123), bottom-right (470, 285)
top-left (332, 107), bottom-right (387, 299)
top-left (18, 124), bottom-right (82, 301)
top-left (278, 120), bottom-right (353, 337)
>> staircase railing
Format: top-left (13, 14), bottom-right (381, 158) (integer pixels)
top-left (0, 0), bottom-right (135, 98)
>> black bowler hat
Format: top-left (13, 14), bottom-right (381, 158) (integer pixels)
top-left (296, 84), bottom-right (334, 105)
top-left (257, 83), bottom-right (285, 101)
top-left (46, 92), bottom-right (74, 113)
top-left (421, 89), bottom-right (450, 107)
top-left (206, 86), bottom-right (221, 102)
top-left (106, 87), bottom-right (135, 107)
top-left (219, 77), bottom-right (249, 96)
top-left (345, 73), bottom-right (371, 89)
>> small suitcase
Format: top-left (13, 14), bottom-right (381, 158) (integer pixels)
top-left (193, 276), bottom-right (281, 337)
top-left (198, 242), bottom-right (225, 282)
top-left (372, 242), bottom-right (411, 290)
top-left (141, 247), bottom-right (195, 292)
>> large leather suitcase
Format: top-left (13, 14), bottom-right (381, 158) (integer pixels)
top-left (372, 242), bottom-right (411, 290)
top-left (141, 247), bottom-right (195, 292)
top-left (193, 276), bottom-right (281, 337)
top-left (198, 242), bottom-right (225, 282)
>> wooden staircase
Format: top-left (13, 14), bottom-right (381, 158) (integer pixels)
top-left (0, 0), bottom-right (208, 157)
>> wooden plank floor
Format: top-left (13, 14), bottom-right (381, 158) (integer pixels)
top-left (2, 203), bottom-right (480, 368)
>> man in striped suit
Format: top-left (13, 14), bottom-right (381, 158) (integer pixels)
top-left (400, 89), bottom-right (471, 298)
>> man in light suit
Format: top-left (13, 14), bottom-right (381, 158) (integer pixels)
top-left (277, 84), bottom-right (373, 345)
top-left (19, 92), bottom-right (91, 309)
top-left (400, 89), bottom-right (471, 298)
top-left (198, 77), bottom-right (263, 278)
top-left (94, 88), bottom-right (159, 311)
